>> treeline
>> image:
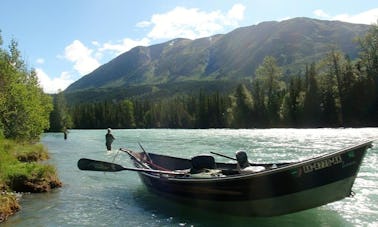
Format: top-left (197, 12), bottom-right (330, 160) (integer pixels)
top-left (68, 92), bottom-right (229, 129)
top-left (0, 31), bottom-right (52, 141)
top-left (54, 24), bottom-right (378, 130)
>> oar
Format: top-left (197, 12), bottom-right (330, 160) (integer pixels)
top-left (119, 148), bottom-right (151, 169)
top-left (210, 151), bottom-right (261, 166)
top-left (77, 158), bottom-right (184, 175)
top-left (210, 151), bottom-right (285, 167)
top-left (210, 151), bottom-right (237, 161)
top-left (137, 143), bottom-right (170, 171)
top-left (138, 142), bottom-right (153, 163)
top-left (120, 148), bottom-right (170, 171)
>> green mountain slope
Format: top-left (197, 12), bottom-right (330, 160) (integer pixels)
top-left (65, 17), bottom-right (369, 100)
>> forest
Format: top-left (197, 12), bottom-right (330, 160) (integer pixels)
top-left (51, 23), bottom-right (378, 131)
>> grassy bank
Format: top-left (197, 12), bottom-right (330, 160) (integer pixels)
top-left (0, 192), bottom-right (21, 223)
top-left (0, 139), bottom-right (62, 223)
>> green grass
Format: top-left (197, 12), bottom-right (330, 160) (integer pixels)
top-left (0, 138), bottom-right (62, 223)
top-left (0, 139), bottom-right (61, 192)
top-left (11, 142), bottom-right (49, 162)
top-left (1, 139), bottom-right (48, 161)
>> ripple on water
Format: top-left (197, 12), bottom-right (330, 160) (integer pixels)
top-left (3, 128), bottom-right (377, 227)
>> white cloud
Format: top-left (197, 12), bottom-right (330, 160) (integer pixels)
top-left (100, 37), bottom-right (150, 55)
top-left (314, 8), bottom-right (378, 25)
top-left (313, 9), bottom-right (329, 18)
top-left (64, 40), bottom-right (100, 75)
top-left (91, 41), bottom-right (100, 47)
top-left (227, 4), bottom-right (246, 22)
top-left (142, 4), bottom-right (246, 40)
top-left (55, 4), bottom-right (247, 91)
top-left (136, 20), bottom-right (151, 28)
top-left (35, 68), bottom-right (74, 94)
top-left (57, 37), bottom-right (150, 91)
top-left (36, 58), bottom-right (45, 64)
top-left (333, 8), bottom-right (378, 25)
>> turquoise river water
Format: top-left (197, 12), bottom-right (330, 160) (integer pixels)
top-left (3, 128), bottom-right (378, 227)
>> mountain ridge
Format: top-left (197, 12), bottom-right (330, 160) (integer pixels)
top-left (65, 17), bottom-right (370, 95)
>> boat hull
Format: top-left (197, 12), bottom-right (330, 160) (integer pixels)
top-left (140, 175), bottom-right (356, 216)
top-left (134, 141), bottom-right (372, 216)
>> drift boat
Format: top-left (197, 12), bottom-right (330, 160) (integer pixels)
top-left (78, 140), bottom-right (373, 216)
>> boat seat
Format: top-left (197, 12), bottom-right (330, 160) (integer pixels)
top-left (190, 155), bottom-right (216, 174)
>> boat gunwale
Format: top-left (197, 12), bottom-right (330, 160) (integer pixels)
top-left (134, 140), bottom-right (373, 182)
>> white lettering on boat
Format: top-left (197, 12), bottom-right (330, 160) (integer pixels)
top-left (302, 155), bottom-right (342, 174)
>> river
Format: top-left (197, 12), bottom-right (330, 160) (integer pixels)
top-left (3, 128), bottom-right (378, 226)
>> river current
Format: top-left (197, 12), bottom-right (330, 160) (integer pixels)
top-left (3, 128), bottom-right (378, 226)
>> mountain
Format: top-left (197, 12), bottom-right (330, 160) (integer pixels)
top-left (65, 17), bottom-right (370, 101)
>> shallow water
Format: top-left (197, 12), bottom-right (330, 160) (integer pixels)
top-left (4, 128), bottom-right (378, 226)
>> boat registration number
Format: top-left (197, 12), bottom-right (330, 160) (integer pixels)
top-left (302, 155), bottom-right (343, 174)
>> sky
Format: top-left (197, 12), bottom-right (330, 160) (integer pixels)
top-left (0, 0), bottom-right (377, 94)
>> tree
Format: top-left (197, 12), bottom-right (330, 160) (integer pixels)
top-left (318, 50), bottom-right (344, 126)
top-left (358, 22), bottom-right (378, 124)
top-left (280, 75), bottom-right (304, 126)
top-left (197, 90), bottom-right (209, 128)
top-left (230, 84), bottom-right (253, 128)
top-left (49, 90), bottom-right (73, 132)
top-left (255, 56), bottom-right (285, 126)
top-left (0, 37), bottom-right (52, 141)
top-left (302, 63), bottom-right (322, 126)
top-left (250, 79), bottom-right (267, 127)
top-left (118, 99), bottom-right (136, 128)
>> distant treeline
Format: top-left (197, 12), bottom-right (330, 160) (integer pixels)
top-left (51, 24), bottom-right (378, 130)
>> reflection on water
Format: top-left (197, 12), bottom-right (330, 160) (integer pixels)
top-left (131, 187), bottom-right (350, 227)
top-left (3, 128), bottom-right (378, 226)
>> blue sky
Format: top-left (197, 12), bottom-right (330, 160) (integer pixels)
top-left (1, 0), bottom-right (377, 93)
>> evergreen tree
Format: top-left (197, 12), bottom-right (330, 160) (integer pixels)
top-left (251, 79), bottom-right (267, 127)
top-left (118, 99), bottom-right (136, 128)
top-left (358, 22), bottom-right (378, 124)
top-left (319, 50), bottom-right (343, 126)
top-left (49, 90), bottom-right (73, 132)
top-left (231, 84), bottom-right (253, 128)
top-left (302, 63), bottom-right (322, 126)
top-left (280, 75), bottom-right (304, 126)
top-left (197, 90), bottom-right (209, 128)
top-left (255, 56), bottom-right (284, 126)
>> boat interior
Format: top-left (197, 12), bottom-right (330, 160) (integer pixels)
top-left (133, 150), bottom-right (292, 177)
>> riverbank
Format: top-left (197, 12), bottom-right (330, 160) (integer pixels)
top-left (0, 139), bottom-right (62, 223)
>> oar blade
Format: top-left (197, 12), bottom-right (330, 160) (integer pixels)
top-left (78, 158), bottom-right (185, 176)
top-left (78, 158), bottom-right (125, 172)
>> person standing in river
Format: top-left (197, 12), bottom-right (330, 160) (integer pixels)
top-left (63, 127), bottom-right (68, 140)
top-left (105, 128), bottom-right (115, 151)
